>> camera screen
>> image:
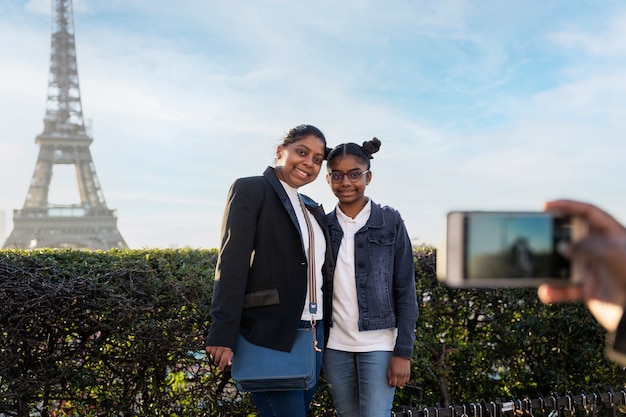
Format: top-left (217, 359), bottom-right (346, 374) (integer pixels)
top-left (463, 213), bottom-right (571, 280)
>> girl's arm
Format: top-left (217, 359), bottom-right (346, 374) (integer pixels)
top-left (391, 211), bottom-right (419, 359)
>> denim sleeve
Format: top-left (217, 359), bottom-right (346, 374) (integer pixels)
top-left (391, 211), bottom-right (419, 359)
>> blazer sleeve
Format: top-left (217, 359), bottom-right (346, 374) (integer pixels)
top-left (206, 178), bottom-right (265, 349)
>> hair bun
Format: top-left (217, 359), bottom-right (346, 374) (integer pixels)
top-left (361, 137), bottom-right (381, 159)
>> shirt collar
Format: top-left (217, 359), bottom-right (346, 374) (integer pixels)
top-left (335, 198), bottom-right (371, 225)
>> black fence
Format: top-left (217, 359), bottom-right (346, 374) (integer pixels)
top-left (394, 392), bottom-right (626, 417)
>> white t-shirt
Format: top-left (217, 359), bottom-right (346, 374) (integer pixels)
top-left (327, 199), bottom-right (397, 352)
top-left (280, 180), bottom-right (325, 321)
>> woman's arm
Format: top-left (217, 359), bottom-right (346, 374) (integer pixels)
top-left (206, 178), bottom-right (264, 351)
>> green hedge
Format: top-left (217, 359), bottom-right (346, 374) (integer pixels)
top-left (0, 248), bottom-right (623, 416)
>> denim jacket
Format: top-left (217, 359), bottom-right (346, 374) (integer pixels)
top-left (327, 200), bottom-right (418, 359)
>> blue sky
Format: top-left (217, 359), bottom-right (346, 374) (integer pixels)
top-left (0, 0), bottom-right (624, 249)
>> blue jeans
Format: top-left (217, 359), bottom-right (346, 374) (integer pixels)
top-left (323, 349), bottom-right (396, 417)
top-left (250, 320), bottom-right (324, 417)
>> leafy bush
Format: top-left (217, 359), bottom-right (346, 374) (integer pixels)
top-left (408, 246), bottom-right (625, 407)
top-left (0, 247), bottom-right (623, 416)
top-left (0, 249), bottom-right (252, 416)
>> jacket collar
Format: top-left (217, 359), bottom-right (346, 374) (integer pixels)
top-left (264, 166), bottom-right (300, 232)
top-left (328, 199), bottom-right (384, 230)
top-left (262, 166), bottom-right (326, 232)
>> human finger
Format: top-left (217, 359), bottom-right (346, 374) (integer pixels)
top-left (387, 371), bottom-right (410, 387)
top-left (574, 236), bottom-right (626, 288)
top-left (537, 284), bottom-right (583, 304)
top-left (387, 357), bottom-right (411, 387)
top-left (570, 236), bottom-right (617, 259)
top-left (215, 348), bottom-right (233, 371)
top-left (545, 200), bottom-right (625, 235)
top-left (206, 346), bottom-right (233, 371)
top-left (216, 354), bottom-right (232, 371)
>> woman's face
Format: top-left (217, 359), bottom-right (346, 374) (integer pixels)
top-left (274, 135), bottom-right (326, 188)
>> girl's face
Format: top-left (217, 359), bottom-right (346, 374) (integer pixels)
top-left (326, 154), bottom-right (371, 208)
top-left (274, 135), bottom-right (326, 188)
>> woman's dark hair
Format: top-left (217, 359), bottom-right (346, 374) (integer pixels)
top-left (280, 125), bottom-right (329, 156)
top-left (327, 137), bottom-right (381, 169)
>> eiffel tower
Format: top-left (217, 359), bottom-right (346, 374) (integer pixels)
top-left (3, 0), bottom-right (127, 250)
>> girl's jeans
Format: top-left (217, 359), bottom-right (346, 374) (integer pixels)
top-left (323, 348), bottom-right (396, 417)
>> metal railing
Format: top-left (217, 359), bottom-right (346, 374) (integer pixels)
top-left (393, 391), bottom-right (626, 417)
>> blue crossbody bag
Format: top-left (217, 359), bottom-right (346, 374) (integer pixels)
top-left (231, 196), bottom-right (321, 392)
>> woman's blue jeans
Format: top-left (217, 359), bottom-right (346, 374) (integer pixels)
top-left (323, 348), bottom-right (396, 417)
top-left (250, 320), bottom-right (324, 417)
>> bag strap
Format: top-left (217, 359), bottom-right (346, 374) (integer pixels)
top-left (298, 195), bottom-right (322, 352)
top-left (298, 196), bottom-right (317, 316)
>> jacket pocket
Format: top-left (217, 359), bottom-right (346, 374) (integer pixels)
top-left (368, 232), bottom-right (394, 246)
top-left (243, 288), bottom-right (280, 308)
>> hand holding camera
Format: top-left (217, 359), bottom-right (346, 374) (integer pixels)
top-left (537, 199), bottom-right (626, 333)
top-left (437, 199), bottom-right (626, 365)
top-left (438, 209), bottom-right (588, 288)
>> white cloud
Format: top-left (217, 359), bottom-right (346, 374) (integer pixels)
top-left (2, 0), bottom-right (626, 249)
top-left (25, 0), bottom-right (50, 15)
top-left (550, 12), bottom-right (626, 58)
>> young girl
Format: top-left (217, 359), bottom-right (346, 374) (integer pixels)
top-left (323, 138), bottom-right (418, 417)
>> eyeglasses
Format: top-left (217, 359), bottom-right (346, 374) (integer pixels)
top-left (329, 170), bottom-right (370, 183)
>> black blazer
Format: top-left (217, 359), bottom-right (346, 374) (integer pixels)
top-left (206, 167), bottom-right (333, 352)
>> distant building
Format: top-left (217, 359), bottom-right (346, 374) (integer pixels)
top-left (0, 210), bottom-right (5, 247)
top-left (4, 0), bottom-right (126, 250)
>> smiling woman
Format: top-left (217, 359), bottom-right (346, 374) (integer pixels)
top-left (204, 124), bottom-right (334, 417)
